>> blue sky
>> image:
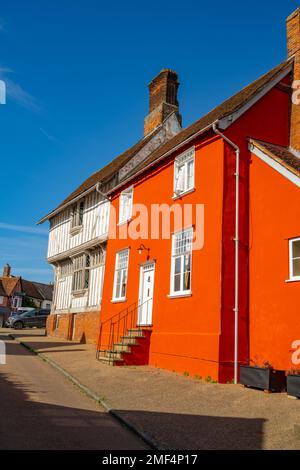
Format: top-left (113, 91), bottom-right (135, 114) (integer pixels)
top-left (0, 0), bottom-right (298, 283)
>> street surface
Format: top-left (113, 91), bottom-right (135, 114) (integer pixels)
top-left (0, 333), bottom-right (146, 450)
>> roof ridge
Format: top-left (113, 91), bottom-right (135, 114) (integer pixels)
top-left (39, 59), bottom-right (292, 222)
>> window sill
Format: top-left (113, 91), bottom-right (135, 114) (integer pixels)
top-left (70, 225), bottom-right (83, 236)
top-left (118, 218), bottom-right (132, 227)
top-left (111, 298), bottom-right (127, 303)
top-left (168, 292), bottom-right (192, 299)
top-left (72, 289), bottom-right (88, 297)
top-left (172, 188), bottom-right (195, 200)
top-left (285, 278), bottom-right (300, 283)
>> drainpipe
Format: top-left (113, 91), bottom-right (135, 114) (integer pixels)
top-left (212, 122), bottom-right (240, 385)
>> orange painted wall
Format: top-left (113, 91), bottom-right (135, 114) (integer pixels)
top-left (101, 136), bottom-right (225, 381)
top-left (218, 80), bottom-right (290, 381)
top-left (249, 154), bottom-right (300, 371)
top-left (100, 74), bottom-right (292, 382)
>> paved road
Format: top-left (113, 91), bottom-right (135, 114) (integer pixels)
top-left (0, 333), bottom-right (146, 450)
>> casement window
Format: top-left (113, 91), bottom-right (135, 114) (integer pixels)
top-left (90, 249), bottom-right (105, 267)
top-left (113, 249), bottom-right (129, 300)
top-left (71, 200), bottom-right (85, 229)
top-left (170, 228), bottom-right (193, 295)
top-left (289, 237), bottom-right (300, 281)
top-left (119, 187), bottom-right (133, 224)
top-left (72, 254), bottom-right (90, 292)
top-left (174, 148), bottom-right (195, 196)
top-left (59, 259), bottom-right (73, 278)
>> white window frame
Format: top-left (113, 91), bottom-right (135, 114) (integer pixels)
top-left (170, 228), bottom-right (193, 296)
top-left (112, 249), bottom-right (129, 301)
top-left (289, 237), bottom-right (300, 281)
top-left (119, 187), bottom-right (133, 224)
top-left (173, 147), bottom-right (195, 197)
top-left (71, 199), bottom-right (85, 229)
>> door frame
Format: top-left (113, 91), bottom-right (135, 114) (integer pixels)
top-left (137, 260), bottom-right (155, 326)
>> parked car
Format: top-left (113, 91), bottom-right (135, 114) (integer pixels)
top-left (16, 307), bottom-right (35, 313)
top-left (0, 306), bottom-right (12, 328)
top-left (6, 308), bottom-right (51, 329)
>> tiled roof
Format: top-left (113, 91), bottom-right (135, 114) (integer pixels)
top-left (21, 279), bottom-right (44, 300)
top-left (0, 276), bottom-right (53, 301)
top-left (126, 61), bottom-right (292, 179)
top-left (32, 282), bottom-right (53, 301)
top-left (0, 281), bottom-right (7, 297)
top-left (250, 139), bottom-right (300, 178)
top-left (50, 126), bottom-right (163, 214)
top-left (40, 59), bottom-right (292, 220)
top-left (0, 276), bottom-right (20, 296)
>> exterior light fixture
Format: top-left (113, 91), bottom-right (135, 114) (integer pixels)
top-left (137, 244), bottom-right (150, 255)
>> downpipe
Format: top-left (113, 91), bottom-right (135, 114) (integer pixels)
top-left (212, 122), bottom-right (240, 385)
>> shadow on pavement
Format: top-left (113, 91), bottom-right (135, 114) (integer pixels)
top-left (0, 365), bottom-right (144, 450)
top-left (0, 361), bottom-right (265, 449)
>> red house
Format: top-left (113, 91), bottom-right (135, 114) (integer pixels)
top-left (96, 8), bottom-right (300, 383)
top-left (44, 8), bottom-right (300, 383)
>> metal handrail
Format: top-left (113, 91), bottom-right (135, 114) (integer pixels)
top-left (96, 298), bottom-right (152, 360)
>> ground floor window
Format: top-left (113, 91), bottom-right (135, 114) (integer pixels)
top-left (170, 228), bottom-right (193, 295)
top-left (113, 249), bottom-right (129, 301)
top-left (289, 237), bottom-right (300, 281)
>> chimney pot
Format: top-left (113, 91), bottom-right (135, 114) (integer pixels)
top-left (3, 263), bottom-right (11, 277)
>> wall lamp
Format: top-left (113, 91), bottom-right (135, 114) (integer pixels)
top-left (137, 244), bottom-right (150, 255)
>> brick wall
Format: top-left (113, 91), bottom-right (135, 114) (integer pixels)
top-left (72, 311), bottom-right (100, 344)
top-left (287, 8), bottom-right (300, 152)
top-left (144, 69), bottom-right (181, 135)
top-left (46, 311), bottom-right (100, 344)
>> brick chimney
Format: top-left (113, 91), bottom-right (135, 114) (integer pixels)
top-left (3, 263), bottom-right (11, 277)
top-left (287, 8), bottom-right (300, 152)
top-left (144, 69), bottom-right (182, 136)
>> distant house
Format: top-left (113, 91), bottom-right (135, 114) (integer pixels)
top-left (0, 264), bottom-right (53, 311)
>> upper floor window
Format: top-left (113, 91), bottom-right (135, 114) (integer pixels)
top-left (170, 228), bottom-right (193, 296)
top-left (72, 253), bottom-right (90, 292)
top-left (174, 148), bottom-right (195, 196)
top-left (71, 200), bottom-right (85, 229)
top-left (119, 187), bottom-right (133, 224)
top-left (113, 249), bottom-right (129, 301)
top-left (289, 237), bottom-right (300, 281)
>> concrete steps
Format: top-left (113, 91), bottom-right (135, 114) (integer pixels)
top-left (98, 327), bottom-right (151, 366)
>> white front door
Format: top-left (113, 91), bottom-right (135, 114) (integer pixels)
top-left (138, 262), bottom-right (155, 326)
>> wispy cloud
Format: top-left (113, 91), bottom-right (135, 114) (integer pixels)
top-left (0, 222), bottom-right (48, 235)
top-left (39, 127), bottom-right (57, 142)
top-left (0, 67), bottom-right (40, 112)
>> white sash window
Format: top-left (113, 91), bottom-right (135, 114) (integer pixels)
top-left (170, 228), bottom-right (193, 295)
top-left (113, 249), bottom-right (129, 300)
top-left (119, 187), bottom-right (133, 224)
top-left (289, 238), bottom-right (300, 281)
top-left (174, 148), bottom-right (195, 196)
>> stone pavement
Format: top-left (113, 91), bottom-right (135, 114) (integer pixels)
top-left (2, 327), bottom-right (300, 450)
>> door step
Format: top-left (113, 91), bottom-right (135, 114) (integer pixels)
top-left (98, 328), bottom-right (152, 366)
